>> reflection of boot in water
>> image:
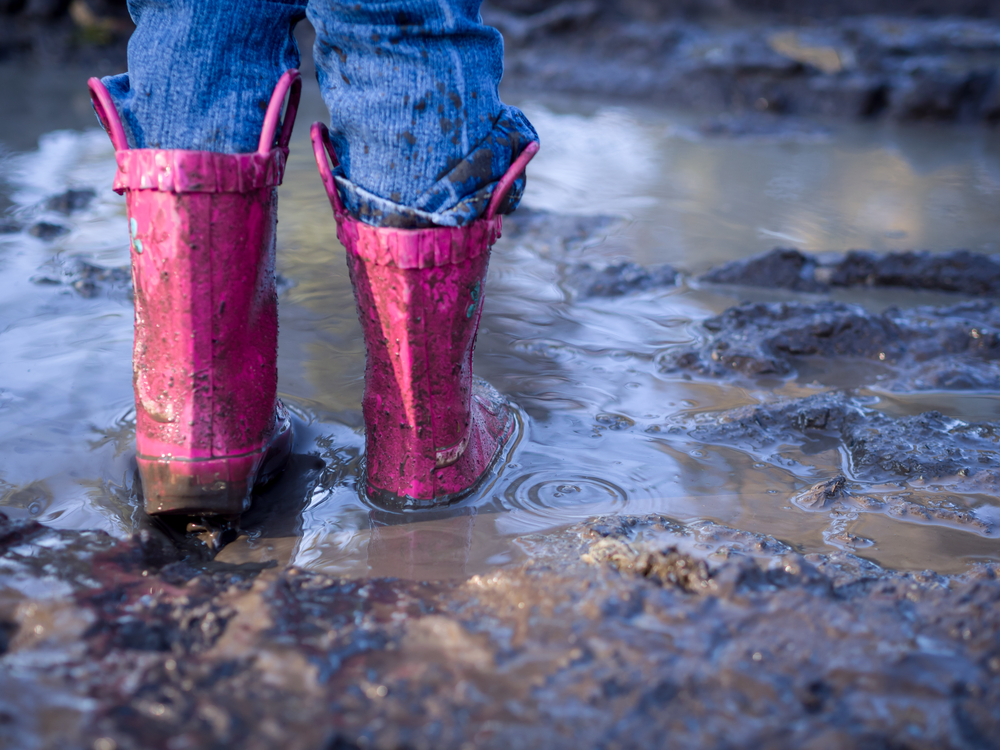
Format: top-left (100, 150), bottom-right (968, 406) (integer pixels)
top-left (87, 72), bottom-right (300, 517)
top-left (367, 506), bottom-right (477, 580)
top-left (312, 124), bottom-right (538, 509)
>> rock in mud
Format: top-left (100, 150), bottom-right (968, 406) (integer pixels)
top-left (686, 390), bottom-right (1000, 491)
top-left (700, 247), bottom-right (827, 292)
top-left (564, 261), bottom-right (678, 297)
top-left (27, 221), bottom-right (69, 240)
top-left (700, 247), bottom-right (1000, 296)
top-left (44, 188), bottom-right (96, 215)
top-left (33, 256), bottom-right (131, 299)
top-left (663, 299), bottom-right (1000, 389)
top-left (501, 208), bottom-right (621, 256)
top-left (8, 508), bottom-right (1000, 749)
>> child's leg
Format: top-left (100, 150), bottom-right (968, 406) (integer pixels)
top-left (101, 0), bottom-right (306, 151)
top-left (307, 0), bottom-right (537, 227)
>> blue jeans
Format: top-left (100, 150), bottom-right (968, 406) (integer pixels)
top-left (101, 0), bottom-right (537, 228)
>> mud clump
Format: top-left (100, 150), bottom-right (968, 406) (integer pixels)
top-left (501, 207), bottom-right (621, 256)
top-left (33, 257), bottom-right (132, 299)
top-left (583, 537), bottom-right (712, 590)
top-left (685, 391), bottom-right (1000, 491)
top-left (701, 247), bottom-right (1000, 296)
top-left (565, 261), bottom-right (678, 298)
top-left (27, 221), bottom-right (70, 241)
top-left (45, 188), bottom-right (96, 215)
top-left (4, 508), bottom-right (1000, 748)
top-left (664, 299), bottom-right (1000, 389)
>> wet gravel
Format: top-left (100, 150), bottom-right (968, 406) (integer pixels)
top-left (3, 508), bottom-right (1000, 749)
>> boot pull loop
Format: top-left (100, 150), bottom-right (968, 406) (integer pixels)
top-left (87, 77), bottom-right (129, 152)
top-left (258, 69), bottom-right (302, 155)
top-left (485, 140), bottom-right (540, 222)
top-left (310, 121), bottom-right (345, 215)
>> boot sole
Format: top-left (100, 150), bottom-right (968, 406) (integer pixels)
top-left (138, 408), bottom-right (293, 516)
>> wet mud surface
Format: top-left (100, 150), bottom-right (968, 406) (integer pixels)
top-left (662, 299), bottom-right (1000, 389)
top-left (683, 390), bottom-right (1000, 495)
top-left (701, 247), bottom-right (1000, 296)
top-left (490, 2), bottom-right (1000, 122)
top-left (4, 508), bottom-right (1000, 749)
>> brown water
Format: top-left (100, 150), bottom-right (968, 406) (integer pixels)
top-left (2, 73), bottom-right (999, 578)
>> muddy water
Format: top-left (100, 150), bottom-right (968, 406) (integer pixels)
top-left (2, 75), bottom-right (999, 578)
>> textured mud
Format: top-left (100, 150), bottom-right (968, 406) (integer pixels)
top-left (564, 261), bottom-right (678, 298)
top-left (11, 1), bottom-right (1000, 123)
top-left (490, 1), bottom-right (1000, 122)
top-left (3, 508), bottom-right (1000, 750)
top-left (680, 390), bottom-right (1000, 493)
top-left (701, 247), bottom-right (1000, 296)
top-left (663, 300), bottom-right (1000, 390)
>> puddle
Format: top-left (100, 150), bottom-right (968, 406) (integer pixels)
top-left (2, 74), bottom-right (1000, 578)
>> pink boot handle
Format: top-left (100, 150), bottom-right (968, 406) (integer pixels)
top-left (485, 140), bottom-right (539, 220)
top-left (311, 120), bottom-right (539, 222)
top-left (258, 69), bottom-right (301, 155)
top-left (87, 69), bottom-right (302, 154)
top-left (87, 76), bottom-right (129, 152)
top-left (311, 121), bottom-right (345, 215)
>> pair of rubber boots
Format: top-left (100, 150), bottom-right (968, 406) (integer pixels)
top-left (88, 70), bottom-right (538, 516)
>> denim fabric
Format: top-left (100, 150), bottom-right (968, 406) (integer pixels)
top-left (103, 0), bottom-right (307, 154)
top-left (102, 0), bottom-right (537, 227)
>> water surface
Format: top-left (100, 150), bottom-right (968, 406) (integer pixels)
top-left (2, 74), bottom-right (999, 576)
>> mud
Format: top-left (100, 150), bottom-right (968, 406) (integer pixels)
top-left (32, 256), bottom-right (132, 299)
top-left (3, 507), bottom-right (1000, 749)
top-left (681, 390), bottom-right (1000, 493)
top-left (564, 261), bottom-right (678, 298)
top-left (491, 4), bottom-right (1000, 122)
top-left (662, 299), bottom-right (1000, 390)
top-left (701, 247), bottom-right (1000, 296)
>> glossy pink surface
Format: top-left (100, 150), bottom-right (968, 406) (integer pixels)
top-left (87, 71), bottom-right (300, 514)
top-left (312, 123), bottom-right (538, 507)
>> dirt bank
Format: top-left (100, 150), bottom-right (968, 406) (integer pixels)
top-left (3, 508), bottom-right (999, 749)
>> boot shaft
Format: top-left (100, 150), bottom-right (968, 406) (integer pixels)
top-left (127, 184), bottom-right (279, 458)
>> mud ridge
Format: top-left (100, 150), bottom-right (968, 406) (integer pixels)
top-left (677, 390), bottom-right (1000, 493)
top-left (662, 299), bottom-right (1000, 390)
top-left (3, 509), bottom-right (1000, 748)
top-left (700, 247), bottom-right (1000, 296)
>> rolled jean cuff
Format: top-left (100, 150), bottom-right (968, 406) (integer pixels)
top-left (335, 106), bottom-right (538, 228)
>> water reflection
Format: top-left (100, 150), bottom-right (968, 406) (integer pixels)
top-left (2, 79), bottom-right (1000, 575)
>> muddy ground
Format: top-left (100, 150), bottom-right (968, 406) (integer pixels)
top-left (4, 209), bottom-right (1000, 748)
top-left (4, 507), bottom-right (1000, 750)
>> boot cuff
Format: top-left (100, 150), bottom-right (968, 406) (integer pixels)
top-left (113, 149), bottom-right (287, 195)
top-left (337, 214), bottom-right (502, 269)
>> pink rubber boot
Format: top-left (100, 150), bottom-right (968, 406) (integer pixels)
top-left (88, 71), bottom-right (300, 516)
top-left (312, 123), bottom-right (539, 508)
